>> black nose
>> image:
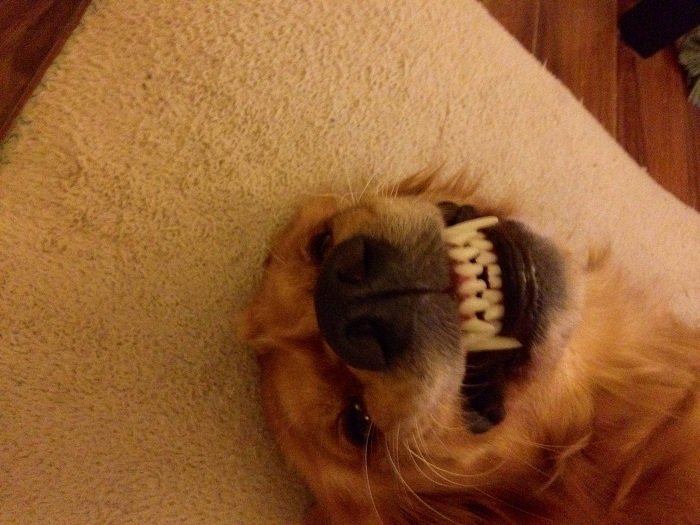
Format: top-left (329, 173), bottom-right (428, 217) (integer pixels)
top-left (314, 235), bottom-right (447, 371)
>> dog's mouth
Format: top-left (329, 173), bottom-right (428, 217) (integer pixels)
top-left (443, 217), bottom-right (538, 353)
top-left (440, 203), bottom-right (566, 432)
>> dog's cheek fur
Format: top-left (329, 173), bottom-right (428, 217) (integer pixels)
top-left (241, 272), bottom-right (318, 346)
top-left (258, 344), bottom-right (394, 520)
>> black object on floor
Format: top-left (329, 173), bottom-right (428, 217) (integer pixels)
top-left (619, 0), bottom-right (700, 57)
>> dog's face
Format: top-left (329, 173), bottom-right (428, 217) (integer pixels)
top-left (241, 177), bottom-right (594, 523)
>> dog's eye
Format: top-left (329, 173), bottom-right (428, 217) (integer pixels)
top-left (308, 229), bottom-right (332, 264)
top-left (340, 399), bottom-right (372, 447)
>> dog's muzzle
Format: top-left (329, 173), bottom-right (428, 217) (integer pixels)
top-left (314, 233), bottom-right (456, 371)
top-left (313, 204), bottom-right (569, 431)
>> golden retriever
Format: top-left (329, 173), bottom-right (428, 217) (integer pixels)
top-left (240, 173), bottom-right (700, 525)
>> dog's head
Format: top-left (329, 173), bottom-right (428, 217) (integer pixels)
top-left (241, 175), bottom-right (595, 524)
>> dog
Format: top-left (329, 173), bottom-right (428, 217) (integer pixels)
top-left (240, 172), bottom-right (700, 524)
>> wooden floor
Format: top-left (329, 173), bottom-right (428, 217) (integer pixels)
top-left (0, 0), bottom-right (91, 141)
top-left (482, 0), bottom-right (700, 210)
top-left (1, 1), bottom-right (699, 210)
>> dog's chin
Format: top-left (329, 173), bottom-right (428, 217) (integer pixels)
top-left (442, 206), bottom-right (570, 433)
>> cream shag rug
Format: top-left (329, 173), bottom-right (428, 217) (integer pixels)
top-left (1, 1), bottom-right (699, 523)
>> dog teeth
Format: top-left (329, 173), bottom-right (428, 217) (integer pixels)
top-left (441, 216), bottom-right (499, 246)
top-left (461, 335), bottom-right (522, 352)
top-left (448, 246), bottom-right (480, 261)
top-left (459, 279), bottom-right (487, 295)
top-left (459, 297), bottom-right (490, 315)
top-left (470, 239), bottom-right (493, 251)
top-left (489, 276), bottom-right (502, 289)
top-left (444, 213), bottom-right (523, 352)
top-left (475, 251), bottom-right (497, 265)
top-left (455, 263), bottom-right (484, 277)
top-left (486, 264), bottom-right (501, 276)
top-left (460, 318), bottom-right (498, 334)
top-left (442, 229), bottom-right (480, 246)
top-left (481, 290), bottom-right (503, 303)
top-left (483, 304), bottom-right (505, 322)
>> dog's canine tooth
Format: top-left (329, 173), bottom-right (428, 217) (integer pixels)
top-left (448, 216), bottom-right (499, 233)
top-left (462, 334), bottom-right (522, 351)
top-left (459, 279), bottom-right (487, 295)
top-left (461, 318), bottom-right (498, 333)
top-left (455, 263), bottom-right (484, 278)
top-left (448, 246), bottom-right (480, 262)
top-left (459, 297), bottom-right (491, 315)
top-left (483, 304), bottom-right (505, 322)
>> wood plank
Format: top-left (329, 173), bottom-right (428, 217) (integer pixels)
top-left (0, 0), bottom-right (92, 141)
top-left (617, 0), bottom-right (700, 209)
top-left (533, 0), bottom-right (619, 135)
top-left (479, 0), bottom-right (541, 52)
top-left (618, 44), bottom-right (700, 208)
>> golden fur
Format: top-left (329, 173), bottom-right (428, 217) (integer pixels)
top-left (240, 173), bottom-right (700, 524)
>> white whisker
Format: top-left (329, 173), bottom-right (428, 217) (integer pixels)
top-left (358, 173), bottom-right (378, 202)
top-left (383, 431), bottom-right (463, 525)
top-left (364, 422), bottom-right (383, 524)
top-left (344, 171), bottom-right (357, 205)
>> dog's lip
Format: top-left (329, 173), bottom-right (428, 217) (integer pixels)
top-left (481, 224), bottom-right (540, 349)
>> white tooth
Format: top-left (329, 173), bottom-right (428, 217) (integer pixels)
top-left (481, 290), bottom-right (503, 303)
top-left (459, 279), bottom-right (487, 295)
top-left (470, 239), bottom-right (493, 251)
top-left (441, 228), bottom-right (480, 246)
top-left (487, 264), bottom-right (501, 276)
top-left (448, 246), bottom-right (480, 262)
top-left (483, 304), bottom-right (505, 321)
top-left (462, 335), bottom-right (522, 352)
top-left (446, 216), bottom-right (499, 232)
top-left (490, 321), bottom-right (502, 333)
top-left (459, 297), bottom-right (490, 315)
top-left (489, 276), bottom-right (502, 289)
top-left (455, 263), bottom-right (483, 278)
top-left (461, 318), bottom-right (498, 334)
top-left (475, 252), bottom-right (497, 265)
top-left (460, 332), bottom-right (490, 346)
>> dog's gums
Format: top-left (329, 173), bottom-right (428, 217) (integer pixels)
top-left (240, 173), bottom-right (700, 525)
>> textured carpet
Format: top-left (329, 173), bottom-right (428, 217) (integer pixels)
top-left (1, 1), bottom-right (699, 523)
